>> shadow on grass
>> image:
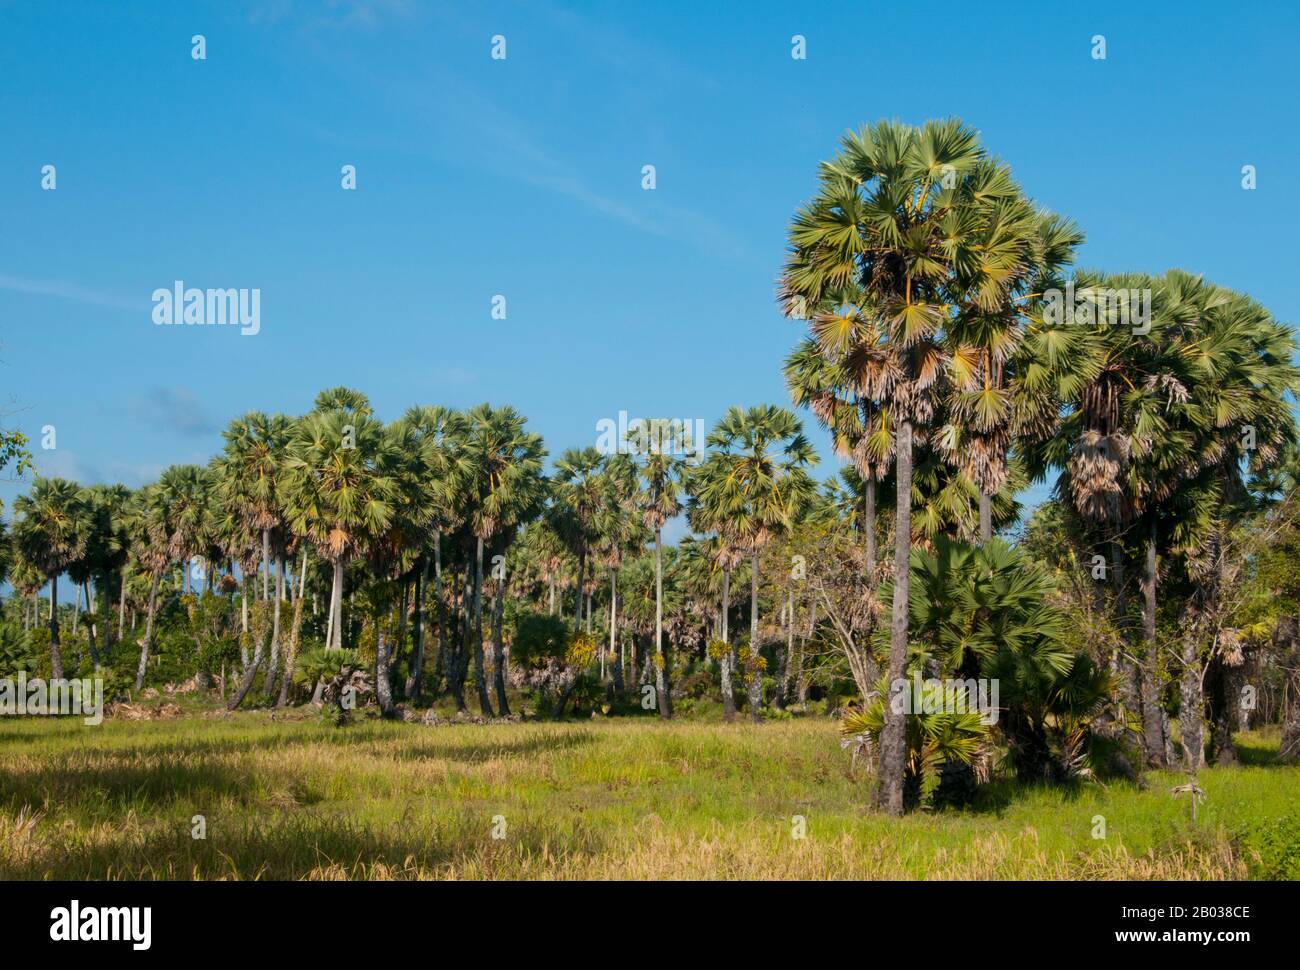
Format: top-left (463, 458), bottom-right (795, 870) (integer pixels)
top-left (0, 809), bottom-right (606, 880)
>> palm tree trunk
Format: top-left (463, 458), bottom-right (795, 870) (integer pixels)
top-left (548, 575), bottom-right (556, 615)
top-left (72, 582), bottom-right (81, 635)
top-left (406, 556), bottom-right (427, 699)
top-left (491, 578), bottom-right (510, 716)
top-left (864, 475), bottom-right (877, 579)
top-left (328, 557), bottom-right (344, 649)
top-left (1140, 516), bottom-right (1166, 766)
top-left (117, 573), bottom-right (127, 645)
top-left (49, 575), bottom-right (62, 680)
top-left (447, 562), bottom-right (468, 712)
top-left (609, 567), bottom-right (624, 695)
top-left (82, 580), bottom-right (100, 668)
top-left (472, 536), bottom-right (494, 717)
top-left (878, 417), bottom-right (913, 816)
top-left (720, 565), bottom-right (736, 720)
top-left (748, 551), bottom-right (762, 722)
top-left (979, 491), bottom-right (993, 544)
top-left (573, 547), bottom-right (586, 633)
top-left (654, 528), bottom-right (670, 718)
top-left (134, 569), bottom-right (161, 690)
top-left (432, 533), bottom-right (447, 698)
top-left (374, 624), bottom-right (394, 716)
top-left (264, 553), bottom-right (285, 699)
top-left (1178, 618), bottom-right (1204, 768)
top-left (260, 529), bottom-right (270, 600)
top-left (278, 548), bottom-right (309, 707)
top-left (778, 585), bottom-right (794, 709)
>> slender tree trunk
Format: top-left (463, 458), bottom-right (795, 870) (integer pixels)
top-left (777, 585), bottom-right (794, 710)
top-left (278, 549), bottom-right (309, 707)
top-left (864, 475), bottom-right (877, 579)
top-left (374, 624), bottom-right (394, 716)
top-left (472, 536), bottom-right (493, 716)
top-left (878, 417), bottom-right (913, 816)
top-left (609, 567), bottom-right (624, 695)
top-left (720, 565), bottom-right (736, 720)
top-left (492, 577), bottom-right (510, 716)
top-left (81, 580), bottom-right (100, 668)
top-left (1140, 516), bottom-right (1166, 767)
top-left (548, 576), bottom-right (556, 616)
top-left (328, 557), bottom-right (344, 649)
top-left (264, 553), bottom-right (284, 699)
top-left (432, 533), bottom-right (448, 698)
top-left (48, 575), bottom-right (63, 680)
top-left (748, 551), bottom-right (762, 722)
top-left (654, 529), bottom-right (670, 718)
top-left (261, 528), bottom-right (270, 601)
top-left (979, 491), bottom-right (993, 544)
top-left (117, 574), bottom-right (127, 646)
top-left (573, 547), bottom-right (586, 633)
top-left (406, 556), bottom-right (427, 699)
top-left (72, 582), bottom-right (81, 635)
top-left (1178, 619), bottom-right (1205, 768)
top-left (134, 570), bottom-right (161, 690)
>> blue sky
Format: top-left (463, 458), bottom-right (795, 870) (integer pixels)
top-left (2, 0), bottom-right (1297, 523)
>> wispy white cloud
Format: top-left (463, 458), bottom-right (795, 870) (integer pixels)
top-left (0, 273), bottom-right (142, 312)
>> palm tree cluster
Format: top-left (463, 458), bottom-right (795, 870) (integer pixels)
top-left (780, 117), bottom-right (1300, 813)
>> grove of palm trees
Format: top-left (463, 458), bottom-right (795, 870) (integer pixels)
top-left (2, 13), bottom-right (1299, 937)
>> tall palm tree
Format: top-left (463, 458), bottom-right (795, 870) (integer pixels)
top-left (594, 453), bottom-right (641, 694)
top-left (394, 405), bottom-right (469, 701)
top-left (781, 118), bottom-right (994, 812)
top-left (552, 448), bottom-right (606, 634)
top-left (630, 437), bottom-right (686, 717)
top-left (684, 490), bottom-right (744, 718)
top-left (126, 481), bottom-right (172, 689)
top-left (13, 477), bottom-right (90, 679)
top-left (459, 403), bottom-right (548, 716)
top-left (691, 405), bottom-right (817, 722)
top-left (213, 412), bottom-right (292, 702)
top-left (279, 407), bottom-right (400, 664)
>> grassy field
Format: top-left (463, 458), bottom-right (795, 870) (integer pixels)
top-left (1, 707), bottom-right (1296, 880)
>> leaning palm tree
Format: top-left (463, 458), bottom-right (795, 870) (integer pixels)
top-left (691, 405), bottom-right (817, 722)
top-left (459, 403), bottom-right (548, 716)
top-left (781, 118), bottom-right (1000, 814)
top-left (13, 477), bottom-right (90, 679)
top-left (629, 430), bottom-right (686, 717)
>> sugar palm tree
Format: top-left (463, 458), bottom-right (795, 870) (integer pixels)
top-left (279, 407), bottom-right (401, 660)
top-left (594, 453), bottom-right (642, 694)
top-left (692, 405), bottom-right (818, 722)
top-left (629, 436), bottom-right (686, 717)
top-left (394, 405), bottom-right (469, 700)
top-left (781, 119), bottom-right (995, 812)
top-left (126, 481), bottom-right (172, 689)
top-left (213, 412), bottom-right (292, 702)
top-left (685, 472), bottom-right (744, 718)
top-left (13, 477), bottom-right (91, 679)
top-left (552, 448), bottom-right (606, 635)
top-left (458, 403), bottom-right (548, 716)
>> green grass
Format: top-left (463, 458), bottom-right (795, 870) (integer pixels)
top-left (1, 708), bottom-right (1295, 879)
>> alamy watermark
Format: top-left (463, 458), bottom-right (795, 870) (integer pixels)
top-left (1043, 282), bottom-right (1151, 335)
top-left (0, 673), bottom-right (103, 725)
top-left (152, 280), bottom-right (260, 335)
top-left (596, 410), bottom-right (705, 464)
top-left (889, 673), bottom-right (1000, 725)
